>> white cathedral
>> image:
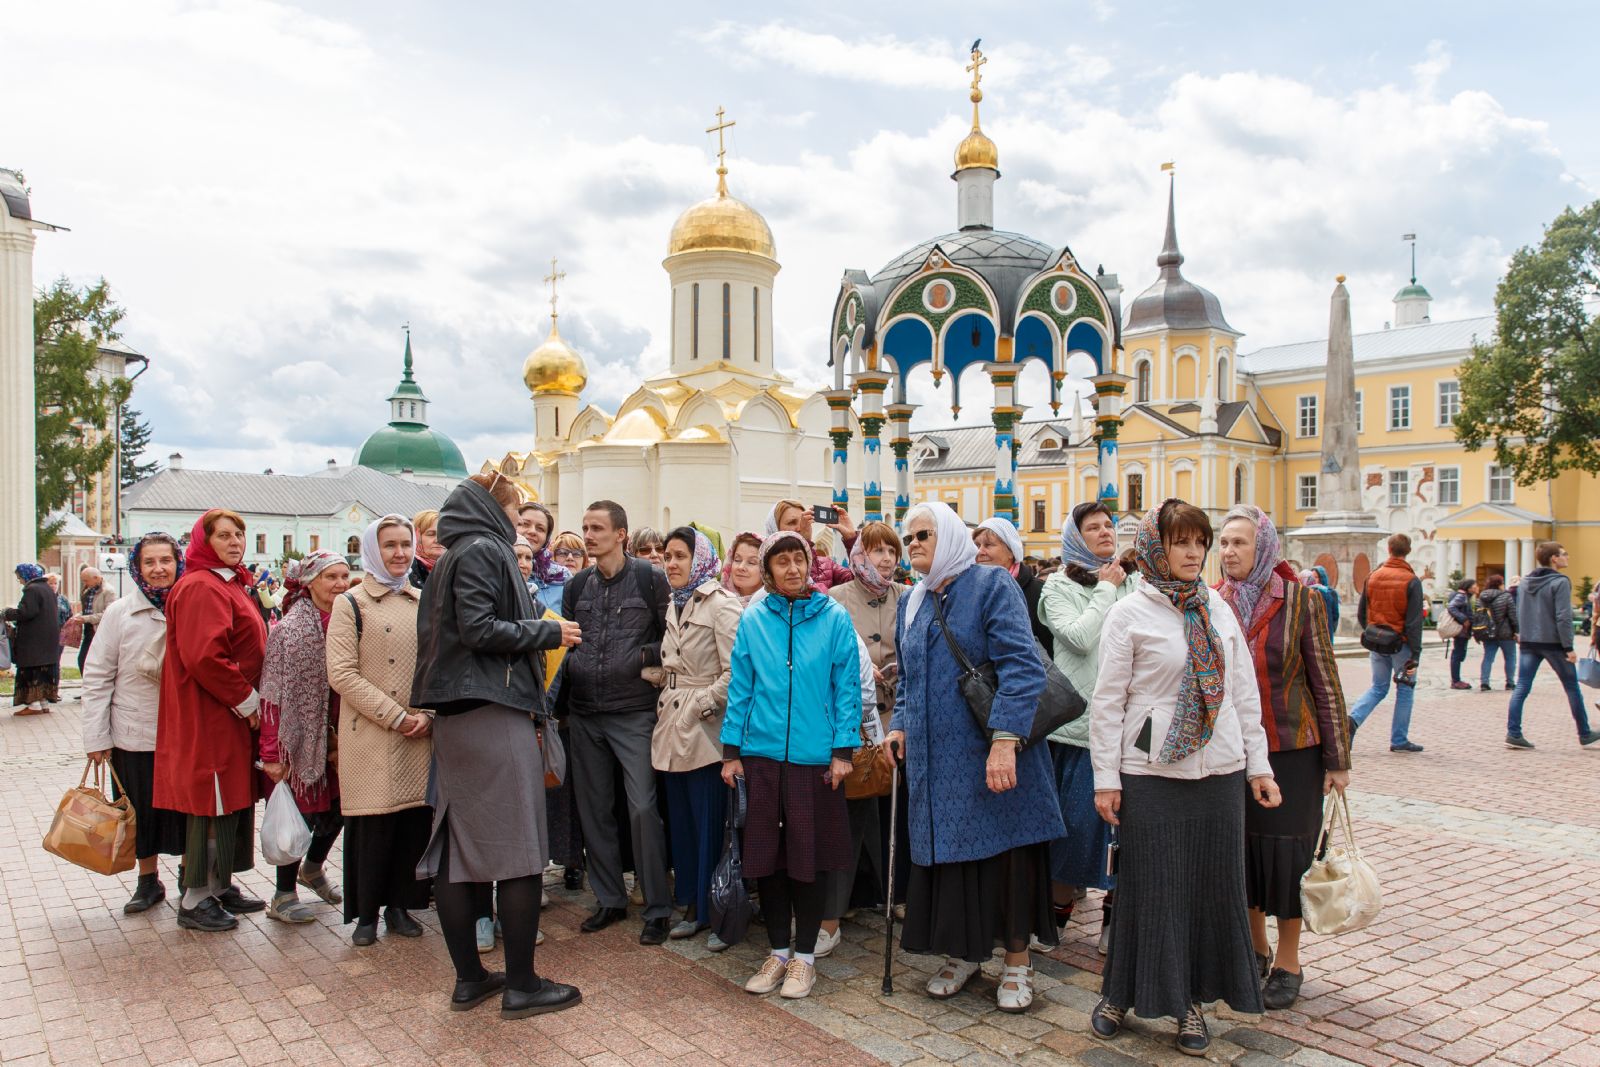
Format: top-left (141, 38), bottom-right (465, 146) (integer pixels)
top-left (481, 116), bottom-right (847, 537)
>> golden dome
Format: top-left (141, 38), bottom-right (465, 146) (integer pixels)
top-left (522, 320), bottom-right (587, 395)
top-left (667, 174), bottom-right (776, 261)
top-left (955, 126), bottom-right (999, 171)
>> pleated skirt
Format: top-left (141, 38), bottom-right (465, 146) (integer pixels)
top-left (1047, 742), bottom-right (1115, 891)
top-left (1245, 745), bottom-right (1324, 919)
top-left (1100, 771), bottom-right (1264, 1021)
top-left (901, 842), bottom-right (1055, 963)
top-left (109, 748), bottom-right (186, 859)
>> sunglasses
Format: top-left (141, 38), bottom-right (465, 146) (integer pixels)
top-left (908, 530), bottom-right (935, 543)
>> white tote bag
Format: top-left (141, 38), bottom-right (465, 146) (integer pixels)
top-left (260, 783), bottom-right (312, 866)
top-left (1300, 792), bottom-right (1382, 935)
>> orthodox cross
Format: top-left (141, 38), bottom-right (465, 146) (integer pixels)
top-left (966, 47), bottom-right (987, 94)
top-left (544, 257), bottom-right (566, 320)
top-left (707, 106), bottom-right (736, 171)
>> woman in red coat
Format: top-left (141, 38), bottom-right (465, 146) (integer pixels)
top-left (154, 509), bottom-right (269, 932)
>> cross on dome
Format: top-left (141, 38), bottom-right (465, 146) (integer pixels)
top-left (544, 257), bottom-right (566, 321)
top-left (707, 106), bottom-right (736, 195)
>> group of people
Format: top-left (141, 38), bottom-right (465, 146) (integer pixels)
top-left (3, 564), bottom-right (115, 713)
top-left (12, 483), bottom-right (1370, 1053)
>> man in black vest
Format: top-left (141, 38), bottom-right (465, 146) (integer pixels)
top-left (561, 500), bottom-right (673, 944)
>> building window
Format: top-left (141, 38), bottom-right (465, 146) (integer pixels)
top-left (1032, 499), bottom-right (1046, 533)
top-left (1388, 385), bottom-right (1411, 430)
top-left (1135, 360), bottom-right (1151, 403)
top-left (691, 284), bottom-right (699, 359)
top-left (282, 534), bottom-right (294, 556)
top-left (1388, 469), bottom-right (1410, 507)
top-left (1355, 390), bottom-right (1364, 434)
top-left (255, 533), bottom-right (266, 555)
top-left (1489, 464), bottom-right (1514, 504)
top-left (309, 534), bottom-right (320, 552)
top-left (753, 287), bottom-right (760, 363)
top-left (1216, 356), bottom-right (1229, 401)
top-left (721, 282), bottom-right (731, 360)
top-left (1438, 380), bottom-right (1461, 426)
top-left (1437, 466), bottom-right (1460, 506)
top-left (1233, 465), bottom-right (1246, 504)
top-left (1296, 395), bottom-right (1318, 438)
top-left (346, 536), bottom-right (359, 555)
top-left (1297, 475), bottom-right (1318, 511)
top-left (1126, 473), bottom-right (1144, 513)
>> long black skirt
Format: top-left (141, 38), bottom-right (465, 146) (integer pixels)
top-left (109, 748), bottom-right (186, 859)
top-left (1100, 771), bottom-right (1263, 1021)
top-left (343, 807), bottom-right (432, 924)
top-left (900, 842), bottom-right (1055, 963)
top-left (1245, 745), bottom-right (1325, 919)
top-left (545, 724), bottom-right (585, 870)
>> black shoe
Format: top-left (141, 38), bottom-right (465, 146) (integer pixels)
top-left (1177, 1005), bottom-right (1210, 1055)
top-left (217, 885), bottom-right (266, 914)
top-left (450, 971), bottom-right (506, 1011)
top-left (124, 876), bottom-right (165, 915)
top-left (1389, 741), bottom-right (1424, 753)
top-left (1254, 951), bottom-right (1272, 981)
top-left (351, 922), bottom-right (378, 946)
top-left (1090, 998), bottom-right (1124, 1039)
top-left (177, 897), bottom-right (238, 932)
top-left (580, 906), bottom-right (627, 933)
top-left (1262, 967), bottom-right (1304, 1009)
top-left (501, 977), bottom-right (583, 1019)
top-left (1506, 734), bottom-right (1535, 750)
top-left (563, 868), bottom-right (583, 891)
top-left (1479, 683), bottom-right (1491, 692)
top-left (639, 917), bottom-right (670, 945)
top-left (385, 907), bottom-right (424, 937)
top-left (1580, 731), bottom-right (1600, 747)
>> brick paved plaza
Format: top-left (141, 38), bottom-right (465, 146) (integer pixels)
top-left (3, 649), bottom-right (1598, 1067)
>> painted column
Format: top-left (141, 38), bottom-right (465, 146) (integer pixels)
top-left (822, 389), bottom-right (854, 510)
top-left (853, 370), bottom-right (892, 522)
top-left (887, 402), bottom-right (917, 523)
top-left (1088, 370), bottom-right (1132, 512)
top-left (1504, 538), bottom-right (1519, 581)
top-left (988, 363), bottom-right (1020, 522)
top-left (0, 201), bottom-right (39, 570)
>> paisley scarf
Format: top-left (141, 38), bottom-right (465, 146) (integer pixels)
top-left (260, 597), bottom-right (334, 802)
top-left (1134, 501), bottom-right (1225, 765)
top-left (130, 533), bottom-right (184, 613)
top-left (14, 562), bottom-right (44, 583)
top-left (280, 550), bottom-right (346, 615)
top-left (672, 530), bottom-right (721, 610)
top-left (1218, 505), bottom-right (1281, 631)
top-left (847, 534), bottom-right (893, 598)
top-left (758, 531), bottom-right (815, 598)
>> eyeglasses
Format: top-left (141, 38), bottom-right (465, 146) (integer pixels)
top-left (908, 530), bottom-right (934, 543)
top-left (552, 548), bottom-right (584, 561)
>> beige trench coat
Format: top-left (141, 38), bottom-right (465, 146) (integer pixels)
top-left (650, 580), bottom-right (741, 773)
top-left (827, 579), bottom-right (904, 722)
top-left (326, 575), bottom-right (433, 816)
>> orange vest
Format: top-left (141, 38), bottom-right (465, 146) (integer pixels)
top-left (1364, 557), bottom-right (1415, 633)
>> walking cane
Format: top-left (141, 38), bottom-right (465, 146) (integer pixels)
top-left (882, 760), bottom-right (900, 995)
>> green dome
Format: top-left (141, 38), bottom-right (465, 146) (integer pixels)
top-left (356, 423), bottom-right (468, 479)
top-left (1394, 282), bottom-right (1431, 301)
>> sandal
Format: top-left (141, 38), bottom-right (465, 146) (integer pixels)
top-left (925, 959), bottom-right (980, 999)
top-left (297, 865), bottom-right (342, 905)
top-left (266, 891), bottom-right (317, 924)
top-left (996, 965), bottom-right (1033, 1013)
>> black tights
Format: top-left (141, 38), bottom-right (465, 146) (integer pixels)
top-left (758, 874), bottom-right (825, 955)
top-left (434, 827), bottom-right (541, 992)
top-left (276, 830), bottom-right (337, 893)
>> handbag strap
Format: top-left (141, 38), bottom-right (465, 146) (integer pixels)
top-left (930, 592), bottom-right (979, 676)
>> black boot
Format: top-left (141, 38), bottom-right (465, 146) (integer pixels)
top-left (125, 873), bottom-right (166, 915)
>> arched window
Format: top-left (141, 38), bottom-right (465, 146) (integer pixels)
top-left (753, 287), bottom-right (760, 363)
top-left (691, 284), bottom-right (699, 359)
top-left (1135, 360), bottom-right (1151, 403)
top-left (722, 282), bottom-right (731, 360)
top-left (1216, 356), bottom-right (1230, 401)
top-left (1234, 464), bottom-right (1246, 504)
top-left (345, 536), bottom-right (359, 555)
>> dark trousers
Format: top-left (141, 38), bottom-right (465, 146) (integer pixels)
top-left (1449, 633), bottom-right (1471, 683)
top-left (1507, 644), bottom-right (1592, 738)
top-left (276, 829), bottom-right (338, 893)
top-left (663, 763), bottom-right (726, 921)
top-left (77, 625), bottom-right (96, 674)
top-left (570, 713), bottom-right (671, 919)
top-left (759, 873), bottom-right (826, 955)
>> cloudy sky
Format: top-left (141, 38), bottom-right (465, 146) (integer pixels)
top-left (8, 1), bottom-right (1595, 475)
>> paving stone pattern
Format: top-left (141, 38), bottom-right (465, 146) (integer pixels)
top-left (1, 649), bottom-right (1597, 1065)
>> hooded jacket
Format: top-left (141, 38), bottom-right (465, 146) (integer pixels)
top-left (1477, 586), bottom-right (1517, 642)
top-left (410, 479), bottom-right (563, 715)
top-left (1516, 567), bottom-right (1574, 650)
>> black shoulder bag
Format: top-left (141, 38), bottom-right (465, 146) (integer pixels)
top-left (930, 592), bottom-right (1086, 746)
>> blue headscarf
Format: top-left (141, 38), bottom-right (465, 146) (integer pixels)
top-left (14, 563), bottom-right (45, 583)
top-left (1060, 506), bottom-right (1114, 572)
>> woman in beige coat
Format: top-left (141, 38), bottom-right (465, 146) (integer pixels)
top-left (648, 527), bottom-right (741, 947)
top-left (327, 515), bottom-right (434, 946)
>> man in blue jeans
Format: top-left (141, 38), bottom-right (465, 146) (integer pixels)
top-left (1505, 541), bottom-right (1600, 749)
top-left (1348, 533), bottom-right (1426, 752)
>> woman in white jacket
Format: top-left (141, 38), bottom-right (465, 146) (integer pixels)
top-left (82, 533), bottom-right (190, 915)
top-left (1086, 501), bottom-right (1280, 1057)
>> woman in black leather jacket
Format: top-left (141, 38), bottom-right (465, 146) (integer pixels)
top-left (411, 472), bottom-right (583, 1020)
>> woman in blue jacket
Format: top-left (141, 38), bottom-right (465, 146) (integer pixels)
top-left (721, 530), bottom-right (861, 1002)
top-left (886, 502), bottom-right (1062, 1014)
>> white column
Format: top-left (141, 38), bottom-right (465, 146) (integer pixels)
top-left (1464, 540), bottom-right (1479, 582)
top-left (1504, 538), bottom-right (1520, 580)
top-left (0, 216), bottom-right (38, 570)
top-left (1520, 538), bottom-right (1536, 577)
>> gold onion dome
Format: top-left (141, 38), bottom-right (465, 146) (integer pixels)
top-left (667, 177), bottom-right (777, 260)
top-left (522, 319), bottom-right (587, 395)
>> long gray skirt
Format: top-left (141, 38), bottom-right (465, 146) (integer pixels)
top-left (417, 703), bottom-right (547, 884)
top-left (1100, 771), bottom-right (1264, 1021)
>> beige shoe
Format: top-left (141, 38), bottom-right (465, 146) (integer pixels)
top-left (814, 925), bottom-right (841, 958)
top-left (780, 958), bottom-right (816, 999)
top-left (745, 954), bottom-right (789, 995)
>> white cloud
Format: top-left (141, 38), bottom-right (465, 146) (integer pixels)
top-left (697, 21), bottom-right (966, 89)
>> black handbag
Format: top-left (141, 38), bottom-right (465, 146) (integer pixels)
top-left (707, 778), bottom-right (752, 946)
top-left (1359, 624), bottom-right (1403, 655)
top-left (930, 593), bottom-right (1086, 746)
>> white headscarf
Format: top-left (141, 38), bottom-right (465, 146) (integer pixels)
top-left (977, 516), bottom-right (1025, 568)
top-left (902, 501), bottom-right (978, 628)
top-left (361, 515), bottom-right (414, 595)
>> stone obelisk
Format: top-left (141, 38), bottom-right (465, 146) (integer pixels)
top-left (1287, 275), bottom-right (1383, 632)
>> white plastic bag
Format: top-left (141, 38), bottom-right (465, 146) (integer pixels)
top-left (260, 783), bottom-right (311, 866)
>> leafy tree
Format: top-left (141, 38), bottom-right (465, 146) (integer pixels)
top-left (119, 405), bottom-right (157, 487)
top-left (34, 278), bottom-right (131, 551)
top-left (1456, 200), bottom-right (1600, 482)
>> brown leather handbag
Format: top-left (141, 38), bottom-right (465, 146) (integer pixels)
top-left (844, 730), bottom-right (894, 800)
top-left (43, 760), bottom-right (137, 876)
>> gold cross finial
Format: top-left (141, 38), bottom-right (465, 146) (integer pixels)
top-left (1160, 160), bottom-right (1175, 173)
top-left (543, 257), bottom-right (566, 321)
top-left (707, 106), bottom-right (736, 195)
top-left (967, 47), bottom-right (987, 97)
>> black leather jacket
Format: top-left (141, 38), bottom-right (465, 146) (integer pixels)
top-left (411, 480), bottom-right (563, 716)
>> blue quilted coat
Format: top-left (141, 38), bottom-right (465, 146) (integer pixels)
top-left (895, 564), bottom-right (1065, 865)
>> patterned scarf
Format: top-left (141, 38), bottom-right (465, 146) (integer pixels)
top-left (759, 531), bottom-right (815, 598)
top-left (721, 531), bottom-right (764, 598)
top-left (1219, 506), bottom-right (1282, 631)
top-left (848, 535), bottom-right (893, 598)
top-left (281, 550), bottom-right (345, 614)
top-left (259, 597), bottom-right (334, 801)
top-left (672, 530), bottom-right (722, 610)
top-left (1134, 502), bottom-right (1225, 765)
top-left (14, 562), bottom-right (44, 583)
top-left (130, 533), bottom-right (184, 613)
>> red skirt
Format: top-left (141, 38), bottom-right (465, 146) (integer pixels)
top-left (740, 756), bottom-right (850, 884)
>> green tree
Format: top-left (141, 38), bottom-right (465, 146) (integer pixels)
top-left (34, 278), bottom-right (131, 551)
top-left (1455, 200), bottom-right (1600, 482)
top-left (119, 405), bottom-right (157, 487)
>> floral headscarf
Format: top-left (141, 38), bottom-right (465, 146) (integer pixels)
top-left (848, 534), bottom-right (893, 599)
top-left (14, 563), bottom-right (45, 583)
top-left (670, 529), bottom-right (721, 610)
top-left (130, 533), bottom-right (184, 612)
top-left (1218, 505), bottom-right (1281, 631)
top-left (758, 531), bottom-right (815, 598)
top-left (522, 502), bottom-right (567, 586)
top-left (281, 550), bottom-right (346, 615)
top-left (721, 531), bottom-right (764, 598)
top-left (1135, 501), bottom-right (1225, 765)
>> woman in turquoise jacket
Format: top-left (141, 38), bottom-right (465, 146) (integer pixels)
top-left (721, 530), bottom-right (861, 1001)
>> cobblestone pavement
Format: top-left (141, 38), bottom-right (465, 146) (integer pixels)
top-left (2, 647), bottom-right (1598, 1066)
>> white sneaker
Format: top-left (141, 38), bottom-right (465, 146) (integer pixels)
top-left (996, 965), bottom-right (1033, 1013)
top-left (814, 925), bottom-right (841, 958)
